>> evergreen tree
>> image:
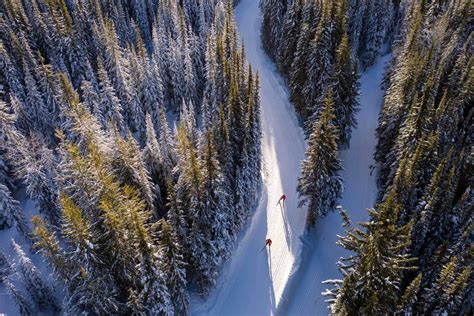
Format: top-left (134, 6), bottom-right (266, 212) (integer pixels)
top-left (126, 187), bottom-right (173, 315)
top-left (59, 194), bottom-right (119, 315)
top-left (0, 184), bottom-right (29, 238)
top-left (12, 240), bottom-right (58, 311)
top-left (297, 91), bottom-right (343, 227)
top-left (324, 191), bottom-right (418, 315)
top-left (110, 129), bottom-right (157, 212)
top-left (159, 219), bottom-right (189, 314)
top-left (421, 256), bottom-right (472, 314)
top-left (4, 277), bottom-right (34, 316)
top-left (0, 249), bottom-right (13, 281)
top-left (96, 59), bottom-right (125, 130)
top-left (332, 33), bottom-right (359, 148)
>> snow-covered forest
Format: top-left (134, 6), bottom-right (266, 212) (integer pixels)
top-left (1, 0), bottom-right (261, 314)
top-left (0, 0), bottom-right (472, 315)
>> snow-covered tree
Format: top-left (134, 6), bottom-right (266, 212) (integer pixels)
top-left (96, 59), bottom-right (125, 130)
top-left (4, 277), bottom-right (35, 316)
top-left (0, 250), bottom-right (13, 281)
top-left (12, 240), bottom-right (58, 311)
top-left (324, 191), bottom-right (418, 314)
top-left (297, 91), bottom-right (343, 227)
top-left (0, 184), bottom-right (29, 237)
top-left (332, 33), bottom-right (359, 148)
top-left (159, 219), bottom-right (189, 314)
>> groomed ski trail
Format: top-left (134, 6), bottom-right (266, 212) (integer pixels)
top-left (281, 54), bottom-right (393, 315)
top-left (190, 0), bottom-right (309, 314)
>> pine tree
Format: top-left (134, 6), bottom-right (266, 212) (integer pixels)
top-left (289, 22), bottom-right (311, 119)
top-left (96, 59), bottom-right (124, 130)
top-left (245, 69), bottom-right (262, 201)
top-left (324, 191), bottom-right (417, 315)
top-left (59, 194), bottom-right (119, 315)
top-left (143, 114), bottom-right (164, 202)
top-left (12, 240), bottom-right (58, 311)
top-left (196, 130), bottom-right (231, 292)
top-left (4, 277), bottom-right (35, 316)
top-left (422, 256), bottom-right (472, 314)
top-left (32, 216), bottom-right (70, 281)
top-left (0, 249), bottom-right (13, 281)
top-left (110, 129), bottom-right (157, 212)
top-left (2, 128), bottom-right (60, 224)
top-left (0, 184), bottom-right (29, 238)
top-left (297, 91), bottom-right (343, 227)
top-left (304, 7), bottom-right (334, 128)
top-left (126, 187), bottom-right (173, 315)
top-left (80, 80), bottom-right (102, 124)
top-left (332, 33), bottom-right (359, 148)
top-left (158, 107), bottom-right (177, 179)
top-left (277, 0), bottom-right (304, 73)
top-left (159, 219), bottom-right (189, 315)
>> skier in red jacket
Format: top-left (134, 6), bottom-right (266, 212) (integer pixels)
top-left (261, 238), bottom-right (272, 252)
top-left (277, 194), bottom-right (286, 207)
top-left (265, 238), bottom-right (272, 247)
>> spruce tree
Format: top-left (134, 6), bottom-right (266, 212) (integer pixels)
top-left (324, 191), bottom-right (418, 315)
top-left (4, 277), bottom-right (35, 316)
top-left (12, 240), bottom-right (58, 311)
top-left (332, 33), bottom-right (359, 149)
top-left (59, 194), bottom-right (119, 315)
top-left (0, 249), bottom-right (13, 281)
top-left (297, 91), bottom-right (343, 227)
top-left (159, 219), bottom-right (189, 315)
top-left (0, 184), bottom-right (29, 237)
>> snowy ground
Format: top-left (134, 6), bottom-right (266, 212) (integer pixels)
top-left (191, 0), bottom-right (391, 314)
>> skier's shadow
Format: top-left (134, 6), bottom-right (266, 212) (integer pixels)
top-left (267, 248), bottom-right (277, 314)
top-left (279, 203), bottom-right (292, 250)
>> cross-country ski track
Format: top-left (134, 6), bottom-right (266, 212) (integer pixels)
top-left (190, 0), bottom-right (392, 315)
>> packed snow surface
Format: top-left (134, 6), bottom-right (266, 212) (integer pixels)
top-left (191, 0), bottom-right (391, 314)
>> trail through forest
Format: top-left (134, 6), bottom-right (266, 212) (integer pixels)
top-left (191, 0), bottom-right (310, 314)
top-left (191, 0), bottom-right (391, 314)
